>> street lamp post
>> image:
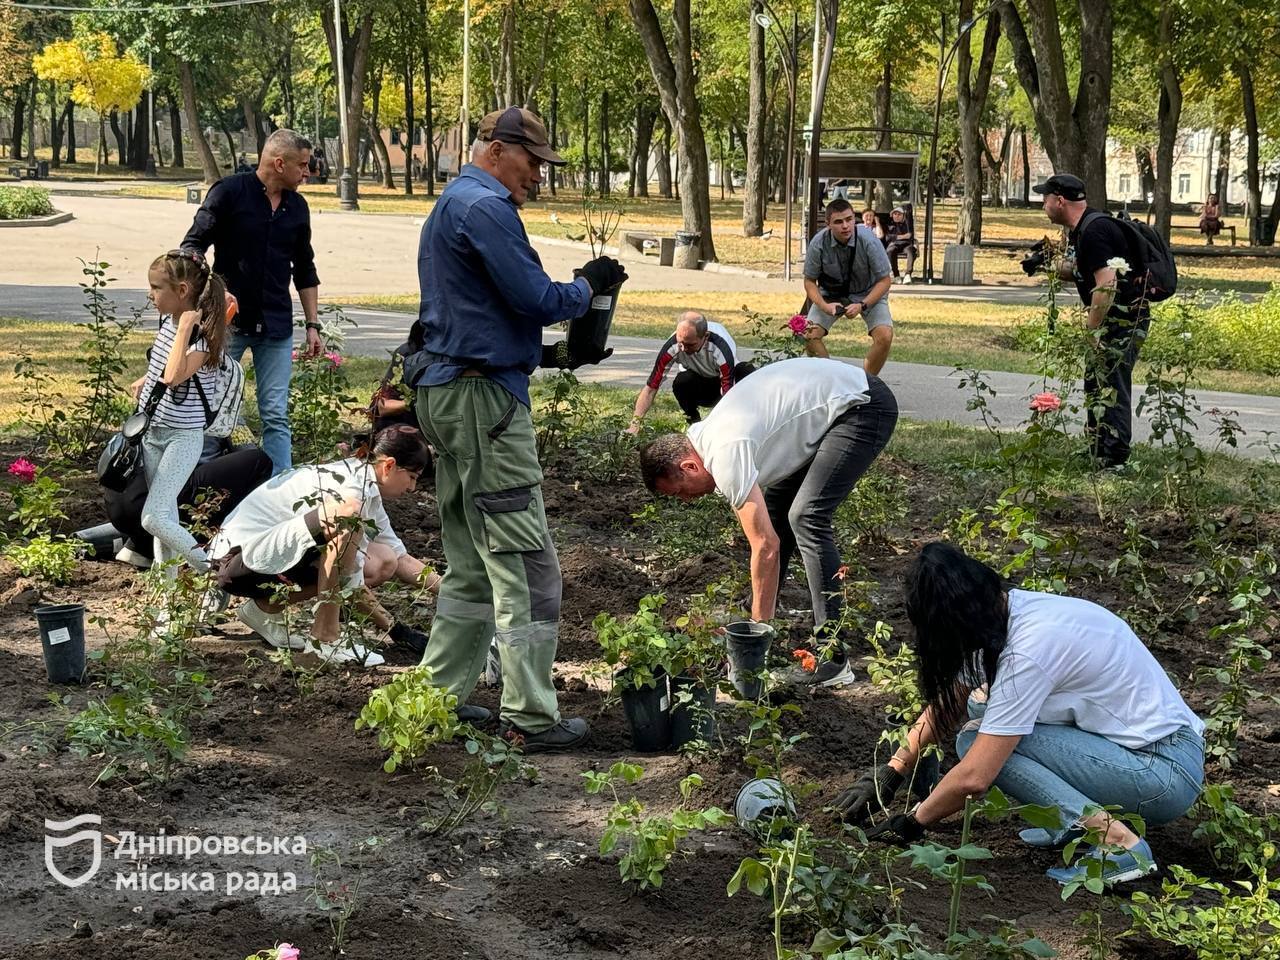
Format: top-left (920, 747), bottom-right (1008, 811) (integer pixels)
top-left (756, 3), bottom-right (799, 280)
top-left (460, 0), bottom-right (470, 166)
top-left (922, 5), bottom-right (996, 282)
top-left (334, 0), bottom-right (358, 210)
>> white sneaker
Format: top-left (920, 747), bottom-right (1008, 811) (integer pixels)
top-left (116, 544), bottom-right (152, 569)
top-left (304, 638), bottom-right (386, 667)
top-left (236, 600), bottom-right (305, 650)
top-left (902, 274), bottom-right (913, 285)
top-left (199, 587), bottom-right (230, 621)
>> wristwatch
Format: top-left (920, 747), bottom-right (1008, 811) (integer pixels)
top-left (304, 321), bottom-right (322, 333)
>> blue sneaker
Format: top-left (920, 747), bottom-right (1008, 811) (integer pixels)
top-left (1045, 839), bottom-right (1157, 886)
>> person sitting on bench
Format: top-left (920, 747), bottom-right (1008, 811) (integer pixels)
top-left (885, 206), bottom-right (917, 283)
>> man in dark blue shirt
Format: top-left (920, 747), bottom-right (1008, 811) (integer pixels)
top-left (182, 129), bottom-right (322, 475)
top-left (409, 106), bottom-right (625, 751)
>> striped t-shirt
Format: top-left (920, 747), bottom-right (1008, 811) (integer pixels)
top-left (139, 317), bottom-right (218, 430)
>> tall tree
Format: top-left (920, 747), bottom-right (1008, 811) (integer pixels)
top-left (995, 0), bottom-right (1113, 208)
top-left (628, 0), bottom-right (717, 264)
top-left (955, 5), bottom-right (1002, 243)
top-left (742, 0), bottom-right (768, 236)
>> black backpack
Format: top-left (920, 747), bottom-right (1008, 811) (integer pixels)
top-left (1079, 210), bottom-right (1178, 302)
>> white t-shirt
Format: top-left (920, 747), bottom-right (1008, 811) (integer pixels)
top-left (687, 357), bottom-right (870, 509)
top-left (978, 590), bottom-right (1204, 749)
top-left (209, 458), bottom-right (406, 588)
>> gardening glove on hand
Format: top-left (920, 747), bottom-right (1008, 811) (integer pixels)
top-left (831, 763), bottom-right (904, 825)
top-left (576, 256), bottom-right (628, 295)
top-left (388, 621), bottom-right (429, 657)
top-left (864, 813), bottom-right (926, 847)
top-left (540, 341), bottom-right (614, 370)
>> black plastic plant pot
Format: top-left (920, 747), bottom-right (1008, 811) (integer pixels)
top-left (567, 280), bottom-right (623, 357)
top-left (669, 674), bottom-right (716, 749)
top-left (34, 603), bottom-right (86, 684)
top-left (725, 621), bottom-right (773, 700)
top-left (618, 667), bottom-right (673, 752)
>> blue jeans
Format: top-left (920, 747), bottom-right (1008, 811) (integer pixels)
top-left (227, 331), bottom-right (294, 475)
top-left (956, 699), bottom-right (1204, 839)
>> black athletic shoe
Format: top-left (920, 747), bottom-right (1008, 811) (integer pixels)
top-left (501, 717), bottom-right (589, 752)
top-left (457, 704), bottom-right (492, 724)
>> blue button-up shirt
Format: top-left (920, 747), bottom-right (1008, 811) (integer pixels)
top-left (411, 165), bottom-right (591, 405)
top-left (181, 172), bottom-right (319, 339)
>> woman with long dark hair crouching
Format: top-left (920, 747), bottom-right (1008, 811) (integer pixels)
top-left (834, 541), bottom-right (1205, 887)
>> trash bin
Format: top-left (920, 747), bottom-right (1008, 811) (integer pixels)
top-left (659, 236), bottom-right (677, 267)
top-left (942, 243), bottom-right (975, 285)
top-left (36, 160), bottom-right (50, 178)
top-left (673, 230), bottom-right (701, 270)
top-left (1255, 217), bottom-right (1277, 247)
top-left (186, 185), bottom-right (203, 204)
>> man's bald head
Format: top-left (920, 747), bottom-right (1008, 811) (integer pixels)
top-left (675, 311), bottom-right (709, 353)
top-left (258, 129), bottom-right (312, 191)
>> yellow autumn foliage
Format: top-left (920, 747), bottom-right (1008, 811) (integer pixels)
top-left (32, 33), bottom-right (150, 114)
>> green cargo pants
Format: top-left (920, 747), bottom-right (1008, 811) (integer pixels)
top-left (415, 376), bottom-right (562, 732)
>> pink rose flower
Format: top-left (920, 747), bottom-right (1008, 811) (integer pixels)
top-left (277, 944), bottom-right (300, 960)
top-left (7, 458), bottom-right (36, 483)
top-left (325, 351), bottom-right (343, 368)
top-left (290, 349), bottom-right (299, 361)
top-left (788, 314), bottom-right (808, 334)
top-left (1029, 392), bottom-right (1062, 414)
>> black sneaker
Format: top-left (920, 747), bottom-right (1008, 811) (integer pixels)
top-left (457, 704), bottom-right (492, 724)
top-left (501, 717), bottom-right (589, 752)
top-left (810, 656), bottom-right (856, 687)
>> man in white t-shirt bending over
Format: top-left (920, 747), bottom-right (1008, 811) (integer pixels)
top-left (626, 311), bottom-right (755, 432)
top-left (639, 356), bottom-right (899, 685)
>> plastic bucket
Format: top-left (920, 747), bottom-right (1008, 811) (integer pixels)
top-left (669, 674), bottom-right (716, 749)
top-left (725, 621), bottom-right (773, 699)
top-left (734, 777), bottom-right (796, 837)
top-left (618, 668), bottom-right (672, 752)
top-left (35, 603), bottom-right (86, 684)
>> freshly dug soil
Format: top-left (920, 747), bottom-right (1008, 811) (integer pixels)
top-left (1, 449), bottom-right (1276, 960)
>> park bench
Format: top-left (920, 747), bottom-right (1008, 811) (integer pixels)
top-left (8, 163), bottom-right (47, 180)
top-left (621, 230), bottom-right (679, 266)
top-left (1172, 222), bottom-right (1236, 246)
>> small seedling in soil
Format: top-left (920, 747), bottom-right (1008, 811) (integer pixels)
top-left (583, 763), bottom-right (731, 890)
top-left (308, 836), bottom-right (385, 954)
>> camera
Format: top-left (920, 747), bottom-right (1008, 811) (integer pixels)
top-left (1020, 238), bottom-right (1051, 276)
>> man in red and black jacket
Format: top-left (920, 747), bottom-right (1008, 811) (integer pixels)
top-left (626, 312), bottom-right (754, 432)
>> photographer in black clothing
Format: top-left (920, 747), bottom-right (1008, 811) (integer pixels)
top-left (1034, 174), bottom-right (1150, 468)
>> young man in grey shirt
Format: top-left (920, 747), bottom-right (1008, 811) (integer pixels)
top-left (802, 198), bottom-right (894, 373)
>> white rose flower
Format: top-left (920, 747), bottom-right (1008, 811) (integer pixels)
top-left (1181, 332), bottom-right (1193, 341)
top-left (1106, 256), bottom-right (1130, 276)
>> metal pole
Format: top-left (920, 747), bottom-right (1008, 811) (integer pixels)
top-left (783, 13), bottom-right (798, 280)
top-left (147, 47), bottom-right (155, 174)
top-left (334, 0), bottom-right (358, 209)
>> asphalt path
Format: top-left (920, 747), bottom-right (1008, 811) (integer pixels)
top-left (4, 295), bottom-right (1276, 460)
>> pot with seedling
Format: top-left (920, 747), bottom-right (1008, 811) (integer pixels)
top-left (596, 595), bottom-right (678, 751)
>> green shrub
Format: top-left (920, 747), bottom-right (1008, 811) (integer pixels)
top-left (1147, 286), bottom-right (1280, 376)
top-left (0, 186), bottom-right (56, 220)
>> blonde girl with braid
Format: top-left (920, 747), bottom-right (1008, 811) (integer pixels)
top-left (126, 249), bottom-right (229, 577)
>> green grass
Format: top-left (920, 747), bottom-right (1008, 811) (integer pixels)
top-left (335, 291), bottom-right (1280, 397)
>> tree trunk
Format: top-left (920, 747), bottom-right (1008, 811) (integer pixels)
top-left (1238, 61), bottom-right (1260, 244)
top-left (872, 60), bottom-right (893, 206)
top-left (581, 91), bottom-right (590, 191)
top-left (742, 0), bottom-right (768, 235)
top-left (1264, 174), bottom-right (1280, 246)
top-left (321, 7), bottom-right (376, 199)
top-left (634, 100), bottom-right (654, 198)
top-left (242, 96), bottom-right (263, 156)
top-left (402, 53), bottom-right (414, 195)
top-left (1213, 128), bottom-right (1229, 201)
top-left (49, 83), bottom-right (64, 169)
top-left (598, 88), bottom-right (609, 194)
top-left (422, 19), bottom-right (435, 194)
top-left (369, 72), bottom-right (394, 189)
top-left (1152, 4), bottom-right (1181, 242)
top-left (1135, 146), bottom-right (1155, 200)
top-left (956, 6), bottom-right (1002, 244)
top-left (628, 0), bottom-right (718, 263)
top-left (500, 1), bottom-right (517, 106)
top-left (168, 90), bottom-right (183, 168)
top-left (179, 60), bottom-right (221, 183)
top-left (110, 111), bottom-right (128, 165)
top-left (66, 101), bottom-right (76, 164)
top-left (10, 90), bottom-right (25, 160)
top-left (982, 121), bottom-right (1013, 207)
top-left (130, 93), bottom-right (151, 171)
top-left (806, 0), bottom-right (839, 242)
top-left (219, 121), bottom-right (237, 167)
top-left (548, 79), bottom-right (557, 196)
top-left (656, 113), bottom-right (673, 197)
top-left (996, 0), bottom-right (1111, 209)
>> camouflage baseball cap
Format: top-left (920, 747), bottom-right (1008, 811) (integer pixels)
top-left (476, 106), bottom-right (565, 166)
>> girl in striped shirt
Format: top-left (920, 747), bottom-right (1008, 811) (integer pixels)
top-left (128, 249), bottom-right (228, 577)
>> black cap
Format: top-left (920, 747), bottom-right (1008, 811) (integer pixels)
top-left (1032, 174), bottom-right (1086, 201)
top-left (477, 106), bottom-right (565, 166)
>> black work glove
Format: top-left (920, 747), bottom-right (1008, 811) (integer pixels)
top-left (830, 764), bottom-right (904, 825)
top-left (388, 621), bottom-right (429, 656)
top-left (540, 340), bottom-right (614, 370)
top-left (576, 256), bottom-right (628, 295)
top-left (864, 812), bottom-right (926, 847)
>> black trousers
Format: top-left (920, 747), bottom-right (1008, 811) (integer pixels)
top-left (1084, 318), bottom-right (1147, 466)
top-left (763, 375), bottom-right (899, 633)
top-left (672, 362), bottom-right (756, 422)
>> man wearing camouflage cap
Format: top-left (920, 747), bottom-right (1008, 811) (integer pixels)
top-left (405, 105), bottom-right (627, 751)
